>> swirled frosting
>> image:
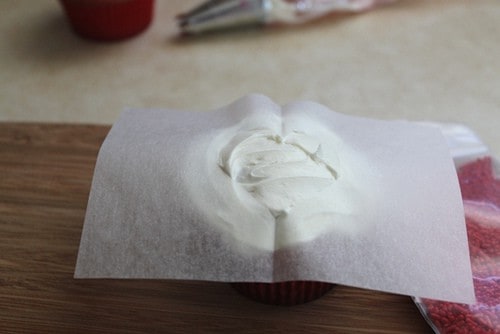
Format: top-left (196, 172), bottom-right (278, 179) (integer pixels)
top-left (182, 95), bottom-right (373, 250)
top-left (218, 129), bottom-right (339, 223)
top-left (211, 120), bottom-right (367, 250)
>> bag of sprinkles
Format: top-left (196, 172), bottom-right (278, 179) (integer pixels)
top-left (415, 155), bottom-right (500, 334)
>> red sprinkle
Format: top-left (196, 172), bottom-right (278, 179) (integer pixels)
top-left (421, 157), bottom-right (500, 334)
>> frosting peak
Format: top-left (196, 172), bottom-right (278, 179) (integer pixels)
top-left (218, 128), bottom-right (339, 224)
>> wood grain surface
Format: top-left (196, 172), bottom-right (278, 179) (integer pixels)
top-left (0, 123), bottom-right (433, 333)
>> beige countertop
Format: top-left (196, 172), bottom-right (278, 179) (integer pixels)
top-left (1, 0), bottom-right (499, 157)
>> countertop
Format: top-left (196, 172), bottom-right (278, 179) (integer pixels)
top-left (0, 0), bottom-right (499, 158)
top-left (0, 123), bottom-right (433, 333)
top-left (0, 1), bottom-right (499, 333)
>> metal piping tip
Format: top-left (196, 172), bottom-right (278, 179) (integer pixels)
top-left (177, 0), bottom-right (268, 34)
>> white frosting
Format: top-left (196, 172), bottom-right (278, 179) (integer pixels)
top-left (218, 129), bottom-right (339, 224)
top-left (181, 95), bottom-right (377, 251)
top-left (191, 110), bottom-right (375, 250)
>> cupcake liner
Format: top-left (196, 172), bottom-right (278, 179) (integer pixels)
top-left (59, 0), bottom-right (154, 41)
top-left (231, 281), bottom-right (335, 306)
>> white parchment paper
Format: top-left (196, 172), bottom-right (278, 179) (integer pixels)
top-left (75, 94), bottom-right (475, 304)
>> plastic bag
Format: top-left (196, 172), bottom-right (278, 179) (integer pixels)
top-left (415, 156), bottom-right (500, 334)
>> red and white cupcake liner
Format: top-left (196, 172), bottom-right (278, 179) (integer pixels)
top-left (232, 281), bottom-right (335, 306)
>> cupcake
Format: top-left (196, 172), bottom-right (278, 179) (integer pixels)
top-left (59, 0), bottom-right (154, 41)
top-left (215, 123), bottom-right (340, 305)
top-left (177, 95), bottom-right (373, 305)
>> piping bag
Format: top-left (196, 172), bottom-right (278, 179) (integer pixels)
top-left (177, 0), bottom-right (398, 34)
top-left (75, 94), bottom-right (475, 304)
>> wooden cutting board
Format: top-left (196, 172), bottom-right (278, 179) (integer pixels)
top-left (0, 123), bottom-right (432, 334)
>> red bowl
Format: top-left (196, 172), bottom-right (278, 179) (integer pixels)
top-left (59, 0), bottom-right (154, 41)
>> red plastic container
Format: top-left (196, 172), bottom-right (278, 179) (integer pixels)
top-left (59, 0), bottom-right (154, 41)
